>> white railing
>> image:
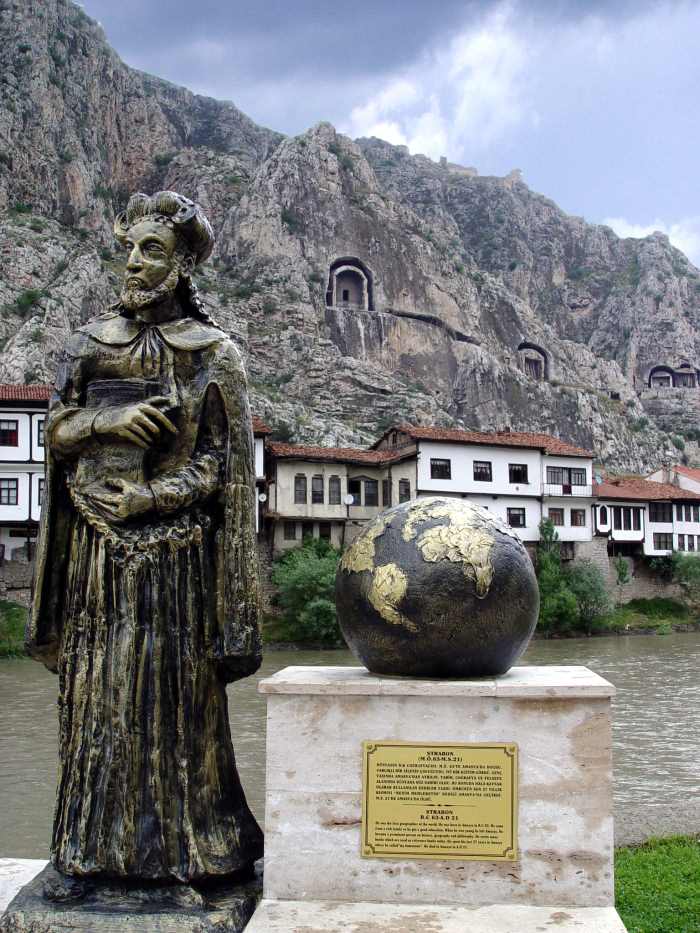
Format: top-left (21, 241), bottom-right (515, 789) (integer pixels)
top-left (543, 484), bottom-right (593, 498)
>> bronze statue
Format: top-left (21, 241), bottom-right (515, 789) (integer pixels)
top-left (3, 192), bottom-right (263, 929)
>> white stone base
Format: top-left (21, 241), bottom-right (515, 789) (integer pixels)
top-left (247, 898), bottom-right (628, 932)
top-left (259, 666), bottom-right (617, 909)
top-left (0, 859), bottom-right (46, 912)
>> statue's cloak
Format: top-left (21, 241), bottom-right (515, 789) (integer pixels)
top-left (27, 311), bottom-right (262, 682)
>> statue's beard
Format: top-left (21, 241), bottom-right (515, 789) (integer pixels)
top-left (120, 266), bottom-right (180, 311)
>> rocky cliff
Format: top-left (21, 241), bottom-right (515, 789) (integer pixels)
top-left (1, 0), bottom-right (697, 472)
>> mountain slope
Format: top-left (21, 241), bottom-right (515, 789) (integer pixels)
top-left (0, 0), bottom-right (696, 472)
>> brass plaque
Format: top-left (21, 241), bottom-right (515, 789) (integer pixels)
top-left (361, 741), bottom-right (517, 861)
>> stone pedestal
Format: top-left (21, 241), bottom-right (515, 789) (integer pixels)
top-left (250, 664), bottom-right (627, 932)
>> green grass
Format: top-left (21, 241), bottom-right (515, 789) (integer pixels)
top-left (601, 597), bottom-right (692, 634)
top-left (0, 599), bottom-right (27, 657)
top-left (616, 835), bottom-right (700, 933)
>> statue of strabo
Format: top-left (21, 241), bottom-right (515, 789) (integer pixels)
top-left (6, 192), bottom-right (264, 926)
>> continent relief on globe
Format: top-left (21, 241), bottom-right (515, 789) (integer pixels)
top-left (335, 497), bottom-right (539, 678)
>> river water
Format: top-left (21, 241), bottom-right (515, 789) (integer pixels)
top-left (1, 633), bottom-right (699, 857)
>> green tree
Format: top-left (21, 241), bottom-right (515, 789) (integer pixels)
top-left (671, 552), bottom-right (700, 604)
top-left (565, 560), bottom-right (611, 633)
top-left (271, 537), bottom-right (343, 645)
top-left (536, 519), bottom-right (579, 635)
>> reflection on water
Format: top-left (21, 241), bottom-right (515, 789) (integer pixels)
top-left (1, 634), bottom-right (699, 857)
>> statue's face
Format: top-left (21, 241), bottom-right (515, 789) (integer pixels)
top-left (124, 220), bottom-right (178, 290)
top-left (120, 220), bottom-right (191, 312)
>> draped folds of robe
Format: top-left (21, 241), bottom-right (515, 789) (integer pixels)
top-left (26, 310), bottom-right (263, 882)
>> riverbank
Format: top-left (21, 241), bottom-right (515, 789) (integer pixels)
top-left (262, 596), bottom-right (700, 648)
top-left (0, 601), bottom-right (26, 658)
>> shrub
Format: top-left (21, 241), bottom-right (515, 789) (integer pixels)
top-left (670, 552), bottom-right (700, 601)
top-left (29, 219), bottom-right (44, 233)
top-left (271, 537), bottom-right (343, 645)
top-left (13, 288), bottom-right (42, 315)
top-left (569, 266), bottom-right (589, 281)
top-left (614, 555), bottom-right (631, 585)
top-left (262, 298), bottom-right (278, 315)
top-left (154, 152), bottom-right (175, 168)
top-left (565, 560), bottom-right (611, 632)
top-left (672, 435), bottom-right (685, 451)
top-left (281, 208), bottom-right (303, 234)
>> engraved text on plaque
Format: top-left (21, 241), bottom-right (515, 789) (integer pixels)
top-left (362, 741), bottom-right (517, 860)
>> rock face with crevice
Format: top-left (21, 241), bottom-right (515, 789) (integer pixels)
top-left (1, 0), bottom-right (698, 472)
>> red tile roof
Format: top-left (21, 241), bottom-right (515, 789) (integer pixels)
top-left (0, 383), bottom-right (52, 402)
top-left (594, 477), bottom-right (700, 501)
top-left (268, 442), bottom-right (415, 466)
top-left (671, 465), bottom-right (700, 482)
top-left (382, 424), bottom-right (593, 458)
top-left (252, 416), bottom-right (272, 436)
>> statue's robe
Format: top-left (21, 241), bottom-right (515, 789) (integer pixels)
top-left (26, 309), bottom-right (263, 882)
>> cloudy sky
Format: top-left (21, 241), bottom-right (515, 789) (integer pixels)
top-left (80, 0), bottom-right (700, 263)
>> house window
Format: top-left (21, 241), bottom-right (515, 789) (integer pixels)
top-left (0, 420), bottom-right (18, 447)
top-left (632, 509), bottom-right (641, 530)
top-left (548, 508), bottom-right (564, 526)
top-left (398, 479), bottom-right (411, 502)
top-left (0, 478), bottom-right (18, 505)
top-left (694, 505), bottom-right (700, 523)
top-left (547, 466), bottom-right (563, 485)
top-left (613, 507), bottom-right (622, 530)
top-left (319, 522), bottom-right (332, 541)
top-left (546, 465), bottom-right (586, 489)
top-left (599, 505), bottom-right (608, 525)
top-left (329, 475), bottom-right (341, 505)
top-left (430, 458), bottom-right (451, 480)
top-left (348, 478), bottom-right (362, 505)
top-left (653, 533), bottom-right (673, 550)
top-left (37, 420), bottom-right (45, 447)
top-left (294, 474), bottom-right (307, 504)
top-left (342, 288), bottom-right (349, 302)
top-left (302, 521), bottom-right (314, 540)
top-left (507, 507), bottom-right (526, 528)
top-left (38, 478), bottom-right (45, 507)
top-left (473, 461), bottom-right (492, 482)
top-left (364, 479), bottom-right (379, 507)
top-left (677, 504), bottom-right (684, 521)
top-left (571, 509), bottom-right (586, 527)
top-left (283, 521), bottom-right (297, 541)
top-left (649, 502), bottom-right (672, 523)
top-left (509, 464), bottom-right (528, 484)
top-left (689, 536), bottom-right (696, 552)
top-left (678, 534), bottom-right (686, 551)
top-left (311, 475), bottom-right (324, 504)
top-left (623, 508), bottom-right (632, 531)
top-left (685, 504), bottom-right (693, 522)
top-left (382, 479), bottom-right (392, 507)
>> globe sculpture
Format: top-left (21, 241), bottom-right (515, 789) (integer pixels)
top-left (335, 497), bottom-right (539, 677)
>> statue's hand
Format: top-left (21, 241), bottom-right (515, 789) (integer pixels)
top-left (87, 478), bottom-right (155, 523)
top-left (93, 396), bottom-right (177, 449)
